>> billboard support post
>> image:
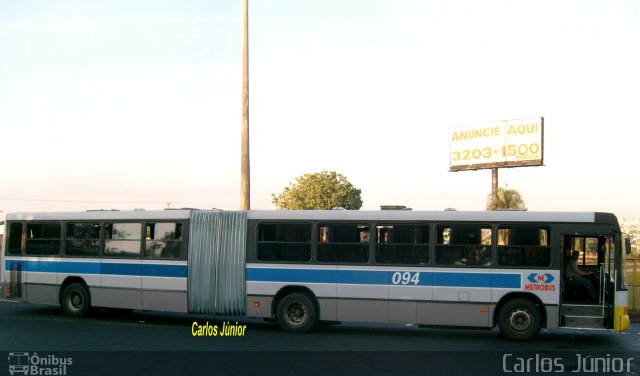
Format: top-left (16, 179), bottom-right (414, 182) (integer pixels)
top-left (492, 167), bottom-right (498, 205)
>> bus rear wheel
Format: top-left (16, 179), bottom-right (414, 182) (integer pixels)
top-left (498, 298), bottom-right (541, 340)
top-left (61, 283), bottom-right (91, 318)
top-left (276, 292), bottom-right (317, 333)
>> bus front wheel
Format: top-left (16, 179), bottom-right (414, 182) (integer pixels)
top-left (276, 293), bottom-right (317, 333)
top-left (497, 298), bottom-right (541, 340)
top-left (61, 283), bottom-right (91, 318)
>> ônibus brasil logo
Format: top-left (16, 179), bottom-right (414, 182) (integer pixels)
top-left (525, 273), bottom-right (556, 292)
top-left (8, 352), bottom-right (73, 376)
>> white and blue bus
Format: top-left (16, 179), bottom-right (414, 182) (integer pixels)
top-left (0, 209), bottom-right (632, 340)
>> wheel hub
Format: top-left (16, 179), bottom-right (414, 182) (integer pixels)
top-left (509, 308), bottom-right (532, 332)
top-left (286, 303), bottom-right (307, 325)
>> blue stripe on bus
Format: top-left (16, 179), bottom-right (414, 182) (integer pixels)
top-left (246, 268), bottom-right (336, 284)
top-left (56, 261), bottom-right (101, 275)
top-left (25, 261), bottom-right (60, 273)
top-left (4, 260), bottom-right (187, 278)
top-left (5, 260), bottom-right (519, 288)
top-left (246, 267), bottom-right (521, 288)
top-left (246, 268), bottom-right (390, 285)
top-left (433, 272), bottom-right (492, 288)
top-left (101, 263), bottom-right (140, 276)
top-left (337, 270), bottom-right (388, 285)
top-left (141, 264), bottom-right (188, 278)
top-left (492, 273), bottom-right (522, 288)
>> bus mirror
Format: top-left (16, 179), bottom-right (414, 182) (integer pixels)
top-left (625, 237), bottom-right (632, 255)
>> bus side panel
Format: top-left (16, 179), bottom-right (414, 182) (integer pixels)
top-left (491, 269), bottom-right (561, 329)
top-left (245, 263), bottom-right (338, 321)
top-left (142, 290), bottom-right (188, 313)
top-left (24, 284), bottom-right (58, 305)
top-left (245, 295), bottom-right (273, 318)
top-left (57, 259), bottom-right (101, 306)
top-left (95, 259), bottom-right (142, 310)
top-left (420, 269), bottom-right (492, 327)
top-left (615, 290), bottom-right (630, 332)
top-left (336, 266), bottom-right (388, 323)
top-left (388, 267), bottom-right (433, 324)
top-left (418, 302), bottom-right (490, 327)
top-left (92, 287), bottom-right (141, 309)
top-left (141, 260), bottom-right (188, 313)
top-left (22, 257), bottom-right (58, 305)
top-left (545, 306), bottom-right (560, 329)
top-left (4, 258), bottom-right (26, 301)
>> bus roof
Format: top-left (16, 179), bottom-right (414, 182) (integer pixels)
top-left (5, 209), bottom-right (618, 225)
top-left (245, 210), bottom-right (615, 224)
top-left (6, 210), bottom-right (193, 221)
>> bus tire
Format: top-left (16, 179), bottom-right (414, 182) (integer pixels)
top-left (61, 283), bottom-right (91, 318)
top-left (276, 292), bottom-right (317, 333)
top-left (497, 298), bottom-right (541, 340)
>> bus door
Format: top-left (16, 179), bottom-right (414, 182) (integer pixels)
top-left (560, 234), bottom-right (615, 329)
top-left (7, 260), bottom-right (24, 300)
top-left (5, 223), bottom-right (25, 300)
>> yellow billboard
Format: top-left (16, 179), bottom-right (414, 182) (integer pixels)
top-left (449, 117), bottom-right (544, 171)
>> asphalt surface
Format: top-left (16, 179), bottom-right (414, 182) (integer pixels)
top-left (1, 300), bottom-right (639, 375)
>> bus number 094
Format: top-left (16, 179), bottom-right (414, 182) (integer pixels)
top-left (391, 272), bottom-right (420, 285)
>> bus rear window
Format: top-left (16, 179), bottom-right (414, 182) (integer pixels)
top-left (6, 223), bottom-right (23, 255)
top-left (25, 223), bottom-right (61, 256)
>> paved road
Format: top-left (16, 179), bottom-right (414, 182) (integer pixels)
top-left (1, 300), bottom-right (638, 375)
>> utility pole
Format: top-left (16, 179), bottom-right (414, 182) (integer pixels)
top-left (491, 167), bottom-right (499, 206)
top-left (240, 0), bottom-right (250, 210)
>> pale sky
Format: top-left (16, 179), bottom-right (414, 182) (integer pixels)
top-left (1, 0), bottom-right (639, 224)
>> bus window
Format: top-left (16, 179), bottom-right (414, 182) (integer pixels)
top-left (435, 225), bottom-right (491, 267)
top-left (145, 223), bottom-right (183, 259)
top-left (317, 223), bottom-right (369, 264)
top-left (497, 226), bottom-right (550, 267)
top-left (257, 223), bottom-right (311, 262)
top-left (375, 224), bottom-right (429, 265)
top-left (104, 223), bottom-right (141, 257)
top-left (6, 223), bottom-right (23, 255)
top-left (65, 223), bottom-right (101, 257)
top-left (25, 223), bottom-right (61, 256)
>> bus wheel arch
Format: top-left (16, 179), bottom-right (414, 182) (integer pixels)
top-left (495, 293), bottom-right (545, 340)
top-left (59, 277), bottom-right (91, 318)
top-left (273, 286), bottom-right (319, 333)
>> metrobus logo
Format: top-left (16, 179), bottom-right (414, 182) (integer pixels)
top-left (524, 273), bottom-right (556, 292)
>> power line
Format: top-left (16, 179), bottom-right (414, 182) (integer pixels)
top-left (0, 197), bottom-right (218, 208)
top-left (0, 197), bottom-right (163, 204)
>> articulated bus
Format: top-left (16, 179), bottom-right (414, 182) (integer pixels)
top-left (0, 209), bottom-right (632, 340)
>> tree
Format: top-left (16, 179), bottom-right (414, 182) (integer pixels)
top-left (272, 171), bottom-right (363, 210)
top-left (486, 186), bottom-right (526, 211)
